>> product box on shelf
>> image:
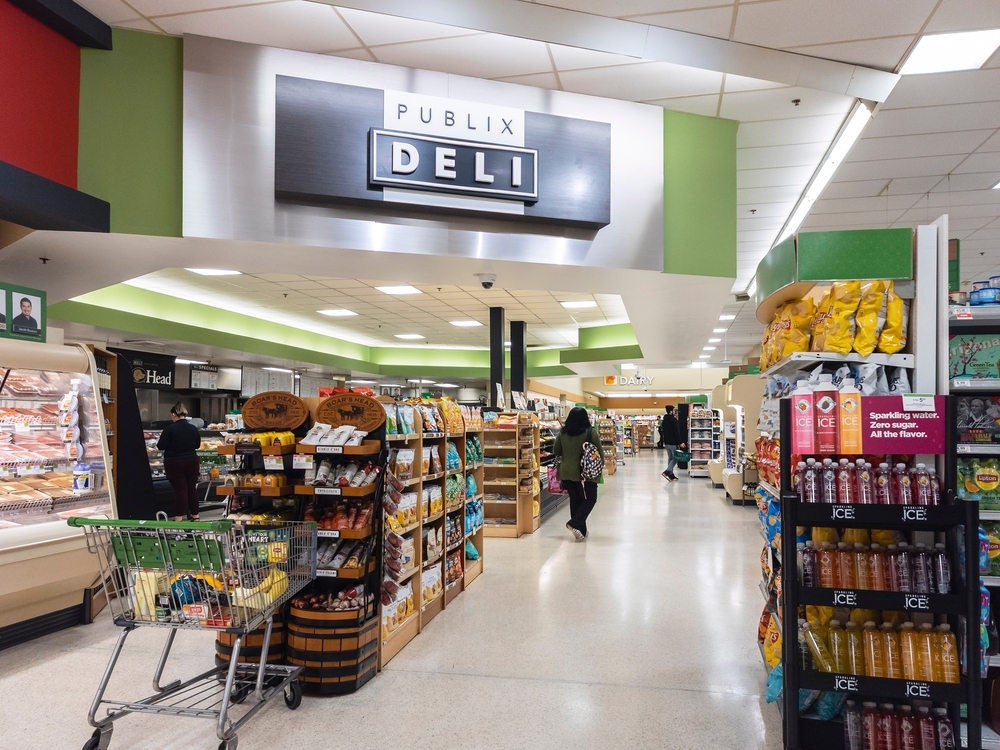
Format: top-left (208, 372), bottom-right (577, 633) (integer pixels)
top-left (950, 333), bottom-right (1000, 381)
top-left (956, 395), bottom-right (1000, 445)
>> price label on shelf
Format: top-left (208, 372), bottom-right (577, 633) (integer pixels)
top-left (263, 455), bottom-right (284, 471)
top-left (18, 464), bottom-right (47, 476)
top-left (235, 444), bottom-right (262, 457)
top-left (0, 468), bottom-right (9, 479)
top-left (953, 379), bottom-right (971, 388)
top-left (315, 445), bottom-right (344, 454)
top-left (292, 454), bottom-right (314, 470)
top-left (955, 309), bottom-right (973, 319)
top-left (314, 486), bottom-right (342, 496)
top-left (316, 569), bottom-right (338, 578)
top-left (902, 394), bottom-right (936, 412)
top-left (14, 421), bottom-right (31, 434)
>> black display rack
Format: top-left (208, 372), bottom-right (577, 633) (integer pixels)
top-left (777, 396), bottom-right (982, 750)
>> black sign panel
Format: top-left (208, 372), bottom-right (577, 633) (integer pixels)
top-left (273, 76), bottom-right (611, 228)
top-left (111, 348), bottom-right (176, 390)
top-left (370, 130), bottom-right (537, 201)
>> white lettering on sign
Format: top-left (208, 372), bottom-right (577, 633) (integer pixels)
top-left (618, 376), bottom-right (655, 386)
top-left (474, 152), bottom-right (494, 184)
top-left (834, 675), bottom-right (859, 692)
top-left (905, 682), bottom-right (931, 698)
top-left (832, 506), bottom-right (855, 520)
top-left (904, 594), bottom-right (930, 610)
top-left (384, 91), bottom-right (524, 147)
top-left (833, 590), bottom-right (857, 606)
top-left (902, 507), bottom-right (928, 521)
top-left (435, 147), bottom-right (457, 179)
top-left (391, 142), bottom-right (419, 174)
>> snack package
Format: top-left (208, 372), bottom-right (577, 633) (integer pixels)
top-left (772, 298), bottom-right (814, 363)
top-left (383, 404), bottom-right (399, 434)
top-left (395, 449), bottom-right (415, 481)
top-left (852, 280), bottom-right (886, 357)
top-left (820, 281), bottom-right (862, 354)
top-left (428, 444), bottom-right (441, 475)
top-left (810, 288), bottom-right (833, 352)
top-left (887, 367), bottom-right (911, 394)
top-left (762, 617), bottom-right (782, 669)
top-left (878, 281), bottom-right (909, 354)
top-left (420, 448), bottom-right (431, 477)
top-left (398, 405), bottom-right (416, 435)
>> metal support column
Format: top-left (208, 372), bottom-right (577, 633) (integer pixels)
top-left (510, 320), bottom-right (526, 400)
top-left (489, 307), bottom-right (505, 409)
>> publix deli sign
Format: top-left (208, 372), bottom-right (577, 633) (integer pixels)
top-left (112, 348), bottom-right (176, 390)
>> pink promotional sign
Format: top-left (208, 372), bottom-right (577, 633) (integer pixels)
top-left (860, 395), bottom-right (946, 455)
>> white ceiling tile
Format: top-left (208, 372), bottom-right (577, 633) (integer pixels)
top-left (926, 190), bottom-right (1000, 207)
top-left (930, 173), bottom-right (999, 191)
top-left (74, 0), bottom-right (140, 23)
top-left (336, 7), bottom-right (472, 46)
top-left (834, 154), bottom-right (966, 182)
top-left (372, 32), bottom-right (552, 79)
top-left (733, 0), bottom-right (937, 49)
top-left (809, 195), bottom-right (919, 215)
top-left (154, 1), bottom-right (358, 53)
top-left (783, 36), bottom-right (914, 71)
top-left (492, 71), bottom-right (562, 89)
top-left (720, 86), bottom-right (853, 123)
top-left (820, 179), bottom-right (894, 199)
top-left (559, 61), bottom-right (722, 101)
top-left (864, 102), bottom-right (1000, 138)
top-left (734, 200), bottom-right (797, 218)
top-left (737, 185), bottom-right (806, 205)
top-left (547, 45), bottom-right (643, 71)
top-left (737, 214), bottom-right (787, 231)
top-left (629, 6), bottom-right (734, 38)
top-left (543, 0), bottom-right (734, 15)
top-left (979, 132), bottom-right (1000, 153)
top-left (738, 142), bottom-right (831, 170)
top-left (882, 68), bottom-right (1000, 110)
top-left (114, 18), bottom-right (160, 31)
top-left (737, 165), bottom-right (816, 189)
top-left (925, 0), bottom-right (1000, 32)
top-left (724, 74), bottom-right (787, 93)
top-left (953, 152), bottom-right (1000, 175)
top-left (737, 113), bottom-right (847, 148)
top-left (650, 94), bottom-right (720, 117)
top-left (326, 47), bottom-right (378, 62)
top-left (738, 229), bottom-right (781, 243)
top-left (847, 130), bottom-right (995, 163)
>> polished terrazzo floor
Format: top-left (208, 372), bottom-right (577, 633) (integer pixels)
top-left (0, 452), bottom-right (782, 749)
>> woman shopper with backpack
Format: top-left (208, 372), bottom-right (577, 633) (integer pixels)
top-left (659, 404), bottom-right (687, 481)
top-left (553, 407), bottom-right (603, 541)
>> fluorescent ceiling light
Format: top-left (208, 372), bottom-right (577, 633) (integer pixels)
top-left (621, 363), bottom-right (637, 369)
top-left (450, 320), bottom-right (482, 327)
top-left (698, 355), bottom-right (711, 359)
top-left (900, 30), bottom-right (1000, 75)
top-left (381, 383), bottom-right (402, 387)
top-left (318, 308), bottom-right (357, 317)
top-left (719, 314), bottom-right (736, 321)
top-left (746, 277), bottom-right (757, 298)
top-left (407, 379), bottom-right (435, 384)
top-left (395, 334), bottom-right (425, 340)
top-left (504, 341), bottom-right (511, 346)
top-left (708, 338), bottom-right (721, 343)
top-left (560, 300), bottom-right (598, 309)
top-left (703, 346), bottom-right (717, 351)
top-left (264, 367), bottom-right (294, 373)
top-left (351, 379), bottom-right (377, 384)
top-left (713, 328), bottom-right (728, 333)
top-left (776, 102), bottom-right (872, 245)
top-left (434, 383), bottom-right (459, 388)
top-left (376, 285), bottom-right (422, 295)
top-left (175, 358), bottom-right (207, 365)
top-left (186, 268), bottom-right (242, 276)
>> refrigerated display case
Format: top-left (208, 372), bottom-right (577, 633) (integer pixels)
top-left (0, 340), bottom-right (117, 646)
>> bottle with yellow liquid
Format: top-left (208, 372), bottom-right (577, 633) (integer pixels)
top-left (899, 622), bottom-right (918, 680)
top-left (845, 621), bottom-right (866, 675)
top-left (838, 383), bottom-right (863, 454)
top-left (863, 621), bottom-right (886, 677)
top-left (881, 623), bottom-right (903, 679)
top-left (935, 624), bottom-right (960, 684)
top-left (801, 620), bottom-right (835, 672)
top-left (828, 619), bottom-right (849, 673)
top-left (915, 623), bottom-right (936, 681)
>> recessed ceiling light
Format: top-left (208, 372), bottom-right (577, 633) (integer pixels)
top-left (900, 30), bottom-right (1000, 75)
top-left (713, 328), bottom-right (728, 333)
top-left (698, 355), bottom-right (711, 359)
top-left (186, 268), bottom-right (242, 276)
top-left (719, 314), bottom-right (736, 321)
top-left (381, 383), bottom-right (403, 388)
top-left (560, 300), bottom-right (598, 309)
top-left (318, 308), bottom-right (357, 317)
top-left (708, 338), bottom-right (721, 343)
top-left (395, 334), bottom-right (425, 340)
top-left (434, 383), bottom-right (459, 388)
top-left (450, 320), bottom-right (483, 327)
top-left (703, 346), bottom-right (717, 351)
top-left (175, 358), bottom-right (208, 365)
top-left (621, 363), bottom-right (637, 369)
top-left (376, 285), bottom-right (422, 295)
top-left (407, 379), bottom-right (435, 384)
top-left (263, 367), bottom-right (294, 373)
top-left (504, 341), bottom-right (511, 346)
top-left (351, 379), bottom-right (377, 384)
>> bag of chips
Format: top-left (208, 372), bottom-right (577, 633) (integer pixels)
top-left (809, 288), bottom-right (833, 352)
top-left (762, 617), bottom-right (782, 669)
top-left (772, 299), bottom-right (814, 363)
top-left (877, 280), bottom-right (909, 354)
top-left (852, 280), bottom-right (886, 357)
top-left (820, 281), bottom-right (862, 354)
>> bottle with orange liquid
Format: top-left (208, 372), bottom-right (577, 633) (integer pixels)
top-left (899, 622), bottom-right (918, 680)
top-left (868, 544), bottom-right (887, 591)
top-left (855, 544), bottom-right (872, 590)
top-left (915, 623), bottom-right (936, 681)
top-left (881, 623), bottom-right (903, 679)
top-left (819, 543), bottom-right (838, 588)
top-left (837, 542), bottom-right (857, 588)
top-left (863, 621), bottom-right (886, 677)
top-left (935, 624), bottom-right (960, 684)
top-left (828, 620), bottom-right (849, 673)
top-left (845, 621), bottom-right (866, 676)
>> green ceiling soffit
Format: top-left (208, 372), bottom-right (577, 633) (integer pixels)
top-left (562, 324), bottom-right (642, 364)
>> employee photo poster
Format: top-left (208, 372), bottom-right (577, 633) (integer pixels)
top-left (0, 291), bottom-right (6, 333)
top-left (1, 284), bottom-right (46, 342)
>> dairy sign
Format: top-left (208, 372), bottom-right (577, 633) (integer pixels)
top-left (604, 375), bottom-right (655, 386)
top-left (274, 77), bottom-right (611, 227)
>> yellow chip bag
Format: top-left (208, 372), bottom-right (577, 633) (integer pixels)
top-left (820, 281), bottom-right (862, 354)
top-left (853, 280), bottom-right (886, 357)
top-left (840, 527), bottom-right (870, 546)
top-left (871, 528), bottom-right (905, 546)
top-left (849, 608), bottom-right (880, 626)
top-left (762, 617), bottom-right (782, 669)
top-left (881, 611), bottom-right (905, 628)
top-left (810, 289), bottom-right (833, 352)
top-left (773, 299), bottom-right (815, 362)
top-left (812, 526), bottom-right (840, 545)
top-left (877, 280), bottom-right (909, 354)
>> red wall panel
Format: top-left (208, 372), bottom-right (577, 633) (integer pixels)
top-left (0, 0), bottom-right (80, 188)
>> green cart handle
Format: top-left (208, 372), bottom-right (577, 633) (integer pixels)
top-left (67, 517), bottom-right (236, 532)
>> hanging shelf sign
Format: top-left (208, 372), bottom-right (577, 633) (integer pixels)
top-left (242, 391), bottom-right (309, 430)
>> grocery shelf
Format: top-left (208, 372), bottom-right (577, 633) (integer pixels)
top-left (758, 479), bottom-right (780, 498)
top-left (981, 510), bottom-right (1000, 520)
top-left (295, 483), bottom-right (377, 498)
top-left (317, 527), bottom-right (372, 539)
top-left (983, 576), bottom-right (1000, 588)
top-left (949, 305), bottom-right (1000, 325)
top-left (957, 443), bottom-right (1000, 455)
top-left (759, 351), bottom-right (913, 379)
top-left (798, 587), bottom-right (966, 613)
top-left (962, 721), bottom-right (1000, 749)
top-left (950, 378), bottom-right (1000, 391)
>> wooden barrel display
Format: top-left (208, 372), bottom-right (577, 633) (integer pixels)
top-left (286, 606), bottom-right (377, 695)
top-left (215, 616), bottom-right (286, 667)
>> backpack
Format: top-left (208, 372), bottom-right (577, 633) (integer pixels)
top-left (580, 428), bottom-right (603, 482)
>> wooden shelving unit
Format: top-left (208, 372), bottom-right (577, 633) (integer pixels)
top-left (597, 418), bottom-right (616, 476)
top-left (483, 412), bottom-right (539, 537)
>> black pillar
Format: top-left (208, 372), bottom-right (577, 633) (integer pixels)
top-left (510, 320), bottom-right (526, 399)
top-left (489, 307), bottom-right (505, 409)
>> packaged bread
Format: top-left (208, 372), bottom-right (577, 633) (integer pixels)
top-left (852, 280), bottom-right (887, 357)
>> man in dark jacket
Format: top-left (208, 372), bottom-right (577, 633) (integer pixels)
top-left (659, 405), bottom-right (686, 481)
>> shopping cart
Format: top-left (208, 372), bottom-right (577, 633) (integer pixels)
top-left (68, 516), bottom-right (316, 750)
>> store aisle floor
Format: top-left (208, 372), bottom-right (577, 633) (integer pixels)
top-left (0, 453), bottom-right (781, 750)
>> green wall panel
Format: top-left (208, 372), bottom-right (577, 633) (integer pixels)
top-left (78, 30), bottom-right (182, 236)
top-left (663, 110), bottom-right (737, 278)
top-left (577, 323), bottom-right (638, 350)
top-left (796, 228), bottom-right (913, 282)
top-left (559, 344), bottom-right (643, 365)
top-left (755, 236), bottom-right (796, 303)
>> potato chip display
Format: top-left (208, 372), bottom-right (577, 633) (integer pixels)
top-left (810, 288), bottom-right (833, 353)
top-left (877, 280), bottom-right (908, 354)
top-left (819, 281), bottom-right (861, 354)
top-left (852, 280), bottom-right (886, 357)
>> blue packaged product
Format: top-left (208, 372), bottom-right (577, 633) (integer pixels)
top-left (814, 691), bottom-right (846, 720)
top-left (981, 527), bottom-right (991, 574)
